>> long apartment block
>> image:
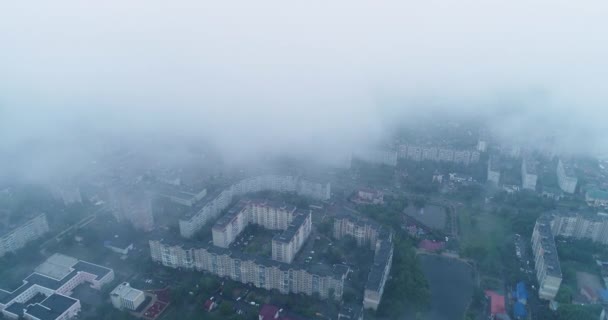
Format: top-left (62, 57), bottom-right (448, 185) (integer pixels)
top-left (179, 175), bottom-right (330, 238)
top-left (212, 201), bottom-right (311, 264)
top-left (0, 213), bottom-right (49, 257)
top-left (332, 213), bottom-right (393, 310)
top-left (149, 236), bottom-right (347, 300)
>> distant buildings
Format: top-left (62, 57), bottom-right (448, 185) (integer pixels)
top-left (110, 282), bottom-right (145, 311)
top-left (107, 188), bottom-right (155, 232)
top-left (556, 159), bottom-right (578, 194)
top-left (51, 184), bottom-right (82, 206)
top-left (397, 144), bottom-right (480, 165)
top-left (0, 213), bottom-right (49, 257)
top-left (148, 183), bottom-right (207, 207)
top-left (585, 189), bottom-right (608, 207)
top-left (521, 157), bottom-right (539, 191)
top-left (352, 149), bottom-right (398, 167)
top-left (179, 175), bottom-right (330, 238)
top-left (0, 253), bottom-right (114, 320)
top-left (449, 173), bottom-right (474, 184)
top-left (351, 189), bottom-right (384, 205)
top-left (487, 156), bottom-right (502, 185)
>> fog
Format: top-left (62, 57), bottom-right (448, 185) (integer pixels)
top-left (1, 0), bottom-right (608, 181)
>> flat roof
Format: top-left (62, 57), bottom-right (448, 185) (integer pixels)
top-left (73, 261), bottom-right (112, 280)
top-left (35, 253), bottom-right (79, 280)
top-left (365, 240), bottom-right (393, 291)
top-left (25, 294), bottom-right (78, 320)
top-left (272, 212), bottom-right (309, 244)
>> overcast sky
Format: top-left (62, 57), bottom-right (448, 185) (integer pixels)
top-left (1, 0), bottom-right (608, 179)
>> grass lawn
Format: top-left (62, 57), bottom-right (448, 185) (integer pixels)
top-left (458, 205), bottom-right (510, 250)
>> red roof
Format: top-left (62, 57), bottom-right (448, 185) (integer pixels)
top-left (259, 304), bottom-right (280, 320)
top-left (203, 300), bottom-right (214, 311)
top-left (485, 290), bottom-right (506, 315)
top-left (418, 240), bottom-right (445, 252)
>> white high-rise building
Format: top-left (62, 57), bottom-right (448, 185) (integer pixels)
top-left (557, 159), bottom-right (578, 194)
top-left (522, 157), bottom-right (539, 191)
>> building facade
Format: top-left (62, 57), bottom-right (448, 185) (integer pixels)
top-left (149, 238), bottom-right (346, 300)
top-left (332, 214), bottom-right (393, 310)
top-left (110, 282), bottom-right (145, 311)
top-left (487, 156), bottom-right (501, 185)
top-left (557, 159), bottom-right (578, 194)
top-left (531, 215), bottom-right (563, 300)
top-left (522, 157), bottom-right (539, 191)
top-left (180, 176), bottom-right (330, 238)
top-left (363, 239), bottom-right (393, 310)
top-left (530, 211), bottom-right (608, 301)
top-left (397, 144), bottom-right (480, 165)
top-left (333, 214), bottom-right (381, 250)
top-left (212, 200), bottom-right (311, 264)
top-left (271, 213), bottom-right (312, 264)
top-left (0, 213), bottom-right (49, 257)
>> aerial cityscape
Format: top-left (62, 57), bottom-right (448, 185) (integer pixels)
top-left (2, 1), bottom-right (608, 320)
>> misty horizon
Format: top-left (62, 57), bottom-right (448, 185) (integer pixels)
top-left (2, 0), bottom-right (608, 182)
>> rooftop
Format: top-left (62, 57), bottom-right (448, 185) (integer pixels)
top-left (25, 294), bottom-right (78, 320)
top-left (273, 212), bottom-right (309, 244)
top-left (365, 240), bottom-right (393, 291)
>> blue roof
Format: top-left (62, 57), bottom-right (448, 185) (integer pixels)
top-left (599, 289), bottom-right (608, 301)
top-left (514, 302), bottom-right (527, 318)
top-left (516, 282), bottom-right (528, 300)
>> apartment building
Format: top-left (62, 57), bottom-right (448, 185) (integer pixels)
top-left (110, 282), bottom-right (145, 311)
top-left (437, 148), bottom-right (455, 162)
top-left (405, 145), bottom-right (422, 161)
top-left (179, 176), bottom-right (330, 238)
top-left (530, 211), bottom-right (608, 301)
top-left (332, 214), bottom-right (393, 310)
top-left (352, 189), bottom-right (384, 205)
top-left (333, 214), bottom-right (381, 250)
top-left (487, 156), bottom-right (502, 185)
top-left (397, 144), bottom-right (480, 165)
top-left (522, 157), bottom-right (539, 191)
top-left (107, 188), bottom-right (154, 232)
top-left (557, 159), bottom-right (578, 194)
top-left (531, 215), bottom-right (562, 300)
top-left (586, 189), bottom-right (608, 207)
top-left (149, 237), bottom-right (346, 300)
top-left (363, 239), bottom-right (393, 310)
top-left (0, 253), bottom-right (114, 320)
top-left (551, 212), bottom-right (608, 245)
top-left (148, 183), bottom-right (207, 207)
top-left (271, 213), bottom-right (312, 264)
top-left (421, 147), bottom-right (438, 161)
top-left (0, 213), bottom-right (49, 257)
